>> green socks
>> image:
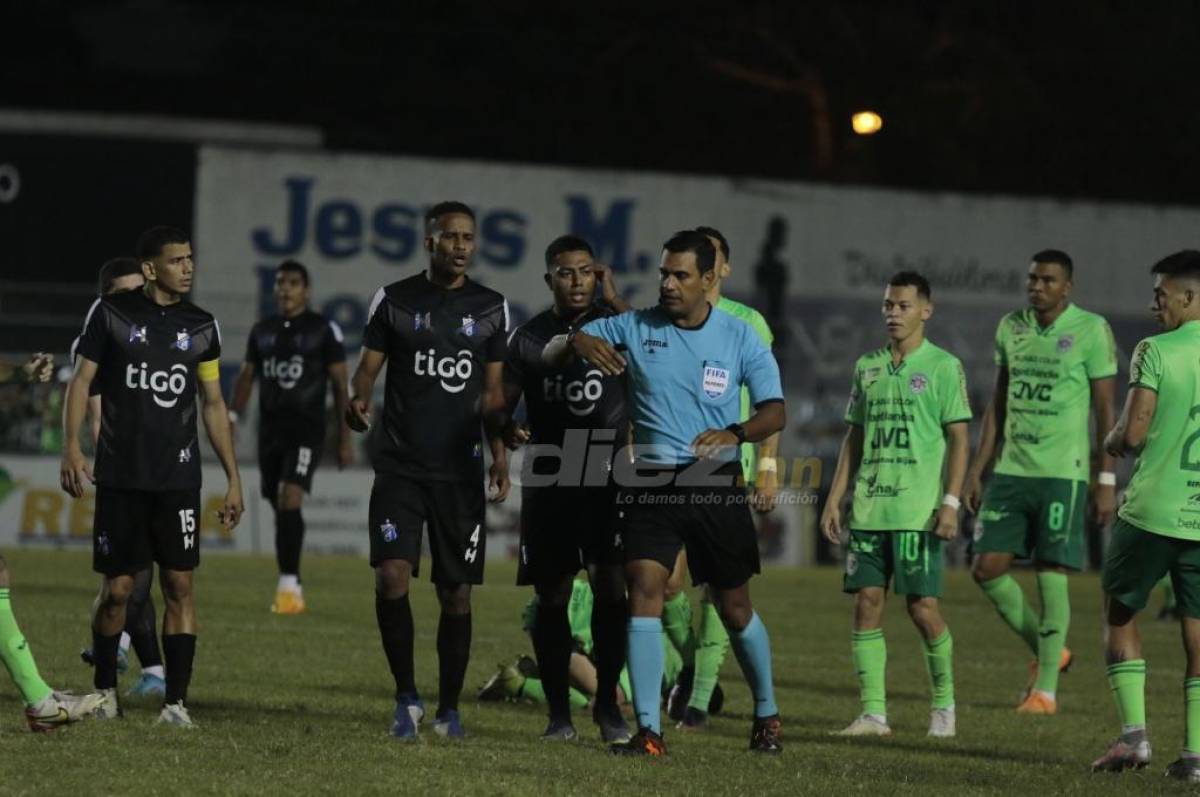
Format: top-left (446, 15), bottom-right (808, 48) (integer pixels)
top-left (1106, 660), bottom-right (1146, 732)
top-left (662, 592), bottom-right (697, 663)
top-left (1033, 571), bottom-right (1070, 694)
top-left (922, 629), bottom-right (955, 710)
top-left (688, 599), bottom-right (731, 712)
top-left (663, 631), bottom-right (684, 689)
top-left (851, 628), bottom-right (887, 717)
top-left (1187, 677), bottom-right (1200, 754)
top-left (0, 588), bottom-right (53, 706)
top-left (519, 676), bottom-right (590, 710)
top-left (980, 575), bottom-right (1040, 654)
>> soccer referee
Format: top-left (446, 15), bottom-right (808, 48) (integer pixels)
top-left (545, 230), bottom-right (786, 756)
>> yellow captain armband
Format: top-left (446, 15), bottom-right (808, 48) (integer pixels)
top-left (197, 359), bottom-right (221, 382)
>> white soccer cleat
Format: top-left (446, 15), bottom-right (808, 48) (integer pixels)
top-left (833, 714), bottom-right (892, 737)
top-left (25, 690), bottom-right (108, 731)
top-left (927, 707), bottom-right (956, 738)
top-left (90, 688), bottom-right (122, 720)
top-left (1091, 735), bottom-right (1151, 772)
top-left (157, 701), bottom-right (196, 729)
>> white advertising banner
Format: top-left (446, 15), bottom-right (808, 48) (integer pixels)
top-left (194, 143), bottom-right (1200, 365)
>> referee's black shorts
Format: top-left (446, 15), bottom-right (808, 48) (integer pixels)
top-left (616, 460), bottom-right (760, 590)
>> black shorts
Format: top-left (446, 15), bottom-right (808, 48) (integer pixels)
top-left (93, 487), bottom-right (201, 576)
top-left (616, 462), bottom-right (760, 590)
top-left (368, 472), bottom-right (486, 585)
top-left (259, 433), bottom-right (323, 501)
top-left (517, 484), bottom-right (622, 586)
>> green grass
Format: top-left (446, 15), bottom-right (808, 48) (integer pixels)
top-left (0, 550), bottom-right (1193, 795)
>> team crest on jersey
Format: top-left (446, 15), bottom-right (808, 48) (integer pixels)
top-left (909, 373), bottom-right (929, 394)
top-left (702, 364), bottom-right (730, 398)
top-left (380, 519), bottom-right (398, 543)
top-left (460, 315), bottom-right (475, 336)
top-left (413, 312), bottom-right (432, 331)
top-left (1057, 334), bottom-right (1074, 353)
top-left (174, 331), bottom-right (191, 351)
top-left (178, 447), bottom-right (191, 463)
top-left (129, 325), bottom-right (148, 345)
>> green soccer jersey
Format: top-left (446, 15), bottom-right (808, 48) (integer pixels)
top-left (1118, 321), bottom-right (1200, 540)
top-left (992, 304), bottom-right (1117, 482)
top-left (521, 577), bottom-right (594, 655)
top-left (716, 296), bottom-right (774, 484)
top-left (845, 339), bottom-right (972, 531)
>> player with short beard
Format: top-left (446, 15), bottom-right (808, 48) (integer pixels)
top-left (346, 201), bottom-right (511, 740)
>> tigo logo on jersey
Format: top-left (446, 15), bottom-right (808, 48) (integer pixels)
top-left (263, 355), bottom-right (304, 389)
top-left (174, 331), bottom-right (191, 351)
top-left (543, 369), bottom-right (604, 416)
top-left (129, 325), bottom-right (148, 345)
top-left (126, 362), bottom-right (189, 408)
top-left (1057, 335), bottom-right (1074, 353)
top-left (909, 373), bottom-right (929, 395)
top-left (380, 519), bottom-right (398, 543)
top-left (414, 348), bottom-right (473, 393)
top-left (702, 364), bottom-right (730, 398)
top-left (460, 315), bottom-right (475, 336)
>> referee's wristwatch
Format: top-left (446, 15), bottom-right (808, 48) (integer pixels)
top-left (725, 423), bottom-right (747, 445)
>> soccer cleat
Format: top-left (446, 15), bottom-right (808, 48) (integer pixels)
top-left (432, 709), bottom-right (465, 738)
top-left (156, 701), bottom-right (195, 728)
top-left (1166, 757), bottom-right (1200, 782)
top-left (476, 661), bottom-right (524, 702)
top-left (390, 694), bottom-right (424, 741)
top-left (676, 706), bottom-right (708, 731)
top-left (515, 655), bottom-right (539, 679)
top-left (666, 667), bottom-right (694, 722)
top-left (1022, 646), bottom-right (1072, 700)
top-left (927, 707), bottom-right (956, 738)
top-left (708, 682), bottom-right (725, 716)
top-left (833, 714), bottom-right (892, 737)
top-left (270, 590), bottom-right (306, 615)
top-left (126, 672), bottom-right (167, 698)
top-left (1091, 735), bottom-right (1151, 772)
top-left (540, 718), bottom-right (578, 741)
top-left (610, 726), bottom-right (667, 757)
top-left (749, 714), bottom-right (783, 754)
top-left (1016, 691), bottom-right (1057, 715)
top-left (80, 646), bottom-right (129, 674)
top-left (90, 688), bottom-right (122, 720)
top-left (593, 702), bottom-right (632, 744)
top-left (25, 690), bottom-right (107, 732)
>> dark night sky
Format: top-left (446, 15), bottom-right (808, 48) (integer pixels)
top-left (5, 0), bottom-right (1200, 204)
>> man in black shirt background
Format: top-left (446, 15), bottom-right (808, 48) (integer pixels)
top-left (61, 226), bottom-right (244, 727)
top-left (346, 201), bottom-right (510, 740)
top-left (230, 260), bottom-right (350, 615)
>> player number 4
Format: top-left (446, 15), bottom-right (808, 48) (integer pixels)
top-left (464, 524), bottom-right (481, 563)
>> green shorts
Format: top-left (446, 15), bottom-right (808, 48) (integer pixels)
top-left (973, 474), bottom-right (1087, 570)
top-left (1102, 518), bottom-right (1200, 618)
top-left (843, 529), bottom-right (943, 597)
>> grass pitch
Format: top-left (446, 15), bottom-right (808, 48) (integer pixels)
top-left (0, 549), bottom-right (1193, 795)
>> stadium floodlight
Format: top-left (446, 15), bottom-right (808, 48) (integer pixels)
top-left (851, 110), bottom-right (883, 135)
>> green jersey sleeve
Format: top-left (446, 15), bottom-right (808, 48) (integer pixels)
top-left (938, 356), bottom-right (973, 424)
top-left (746, 308), bottom-right (774, 347)
top-left (1129, 338), bottom-right (1162, 392)
top-left (993, 318), bottom-right (1008, 367)
top-left (1085, 317), bottom-right (1119, 379)
top-left (845, 361), bottom-right (866, 426)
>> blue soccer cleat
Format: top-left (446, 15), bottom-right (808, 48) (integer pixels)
top-left (390, 693), bottom-right (424, 741)
top-left (126, 672), bottom-right (166, 698)
top-left (432, 709), bottom-right (465, 739)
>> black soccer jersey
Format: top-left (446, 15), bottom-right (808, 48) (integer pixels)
top-left (74, 290), bottom-right (222, 491)
top-left (69, 335), bottom-right (103, 398)
top-left (245, 311), bottom-right (345, 436)
top-left (362, 273), bottom-right (509, 482)
top-left (504, 307), bottom-right (627, 474)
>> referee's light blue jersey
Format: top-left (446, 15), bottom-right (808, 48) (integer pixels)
top-left (581, 304), bottom-right (784, 466)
